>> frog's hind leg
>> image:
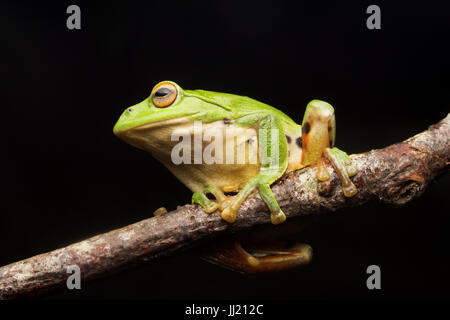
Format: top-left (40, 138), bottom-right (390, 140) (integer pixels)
top-left (201, 237), bottom-right (312, 274)
top-left (194, 114), bottom-right (289, 225)
top-left (323, 147), bottom-right (358, 197)
top-left (201, 214), bottom-right (316, 273)
top-left (220, 114), bottom-right (289, 225)
top-left (300, 100), bottom-right (358, 197)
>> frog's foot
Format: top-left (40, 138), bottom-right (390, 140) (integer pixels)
top-left (153, 207), bottom-right (168, 216)
top-left (193, 181), bottom-right (285, 225)
top-left (318, 147), bottom-right (358, 197)
top-left (201, 238), bottom-right (312, 273)
top-left (220, 181), bottom-right (286, 225)
top-left (193, 186), bottom-right (244, 223)
top-left (192, 186), bottom-right (233, 215)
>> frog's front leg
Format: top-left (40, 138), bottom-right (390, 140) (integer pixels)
top-left (301, 100), bottom-right (358, 197)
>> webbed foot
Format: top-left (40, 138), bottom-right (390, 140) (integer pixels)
top-left (201, 237), bottom-right (312, 273)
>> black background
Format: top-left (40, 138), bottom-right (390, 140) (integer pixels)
top-left (3, 0), bottom-right (450, 300)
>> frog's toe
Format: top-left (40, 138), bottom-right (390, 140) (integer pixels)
top-left (336, 148), bottom-right (358, 177)
top-left (192, 191), bottom-right (218, 214)
top-left (153, 207), bottom-right (168, 216)
top-left (342, 183), bottom-right (358, 197)
top-left (346, 163), bottom-right (358, 177)
top-left (193, 186), bottom-right (243, 223)
top-left (221, 206), bottom-right (237, 223)
top-left (316, 157), bottom-right (330, 181)
top-left (204, 201), bottom-right (219, 213)
top-left (270, 210), bottom-right (286, 225)
top-left (324, 147), bottom-right (358, 198)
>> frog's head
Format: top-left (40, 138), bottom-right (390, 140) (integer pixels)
top-left (113, 81), bottom-right (238, 133)
top-left (113, 81), bottom-right (235, 152)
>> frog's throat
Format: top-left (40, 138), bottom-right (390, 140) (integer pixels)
top-left (114, 117), bottom-right (193, 152)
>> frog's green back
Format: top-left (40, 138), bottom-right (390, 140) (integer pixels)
top-left (184, 89), bottom-right (300, 130)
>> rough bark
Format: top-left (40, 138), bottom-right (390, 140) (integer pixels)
top-left (1, 114), bottom-right (449, 299)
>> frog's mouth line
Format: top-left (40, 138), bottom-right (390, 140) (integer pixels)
top-left (130, 117), bottom-right (194, 131)
top-left (114, 117), bottom-right (194, 137)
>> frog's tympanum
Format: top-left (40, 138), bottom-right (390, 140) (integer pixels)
top-left (114, 81), bottom-right (358, 273)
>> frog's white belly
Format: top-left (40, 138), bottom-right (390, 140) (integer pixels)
top-left (119, 117), bottom-right (301, 193)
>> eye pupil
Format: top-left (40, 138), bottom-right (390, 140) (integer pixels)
top-left (155, 87), bottom-right (172, 97)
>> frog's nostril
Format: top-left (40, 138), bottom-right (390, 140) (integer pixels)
top-left (128, 108), bottom-right (134, 113)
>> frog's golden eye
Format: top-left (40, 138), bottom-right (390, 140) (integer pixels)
top-left (152, 82), bottom-right (178, 107)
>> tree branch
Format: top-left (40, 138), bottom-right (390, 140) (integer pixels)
top-left (1, 114), bottom-right (449, 299)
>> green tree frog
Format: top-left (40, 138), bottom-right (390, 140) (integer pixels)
top-left (114, 81), bottom-right (359, 272)
top-left (114, 81), bottom-right (357, 226)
